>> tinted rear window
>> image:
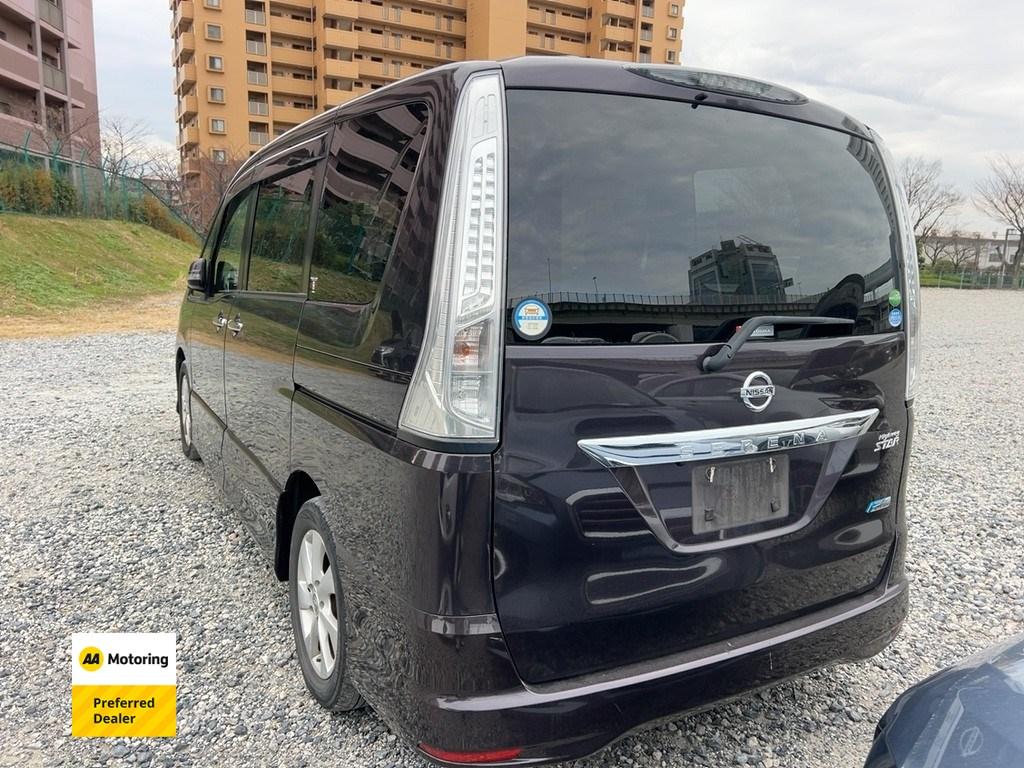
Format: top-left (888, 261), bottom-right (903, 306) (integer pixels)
top-left (505, 90), bottom-right (901, 345)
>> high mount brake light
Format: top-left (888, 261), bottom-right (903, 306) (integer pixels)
top-left (399, 70), bottom-right (507, 445)
top-left (873, 129), bottom-right (921, 401)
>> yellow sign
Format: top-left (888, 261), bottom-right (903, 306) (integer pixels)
top-left (71, 633), bottom-right (176, 738)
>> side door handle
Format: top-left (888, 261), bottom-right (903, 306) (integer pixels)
top-left (227, 315), bottom-right (244, 337)
top-left (212, 313), bottom-right (228, 332)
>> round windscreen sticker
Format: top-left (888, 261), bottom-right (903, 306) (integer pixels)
top-left (513, 298), bottom-right (552, 341)
top-left (889, 307), bottom-right (903, 328)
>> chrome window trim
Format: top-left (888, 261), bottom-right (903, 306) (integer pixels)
top-left (577, 409), bottom-right (880, 468)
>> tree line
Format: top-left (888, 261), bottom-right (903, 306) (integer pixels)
top-left (901, 155), bottom-right (1024, 280)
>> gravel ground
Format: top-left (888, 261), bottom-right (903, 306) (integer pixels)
top-left (1, 288), bottom-right (1022, 768)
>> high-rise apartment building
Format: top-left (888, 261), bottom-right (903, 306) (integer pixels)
top-left (171, 0), bottom-right (684, 184)
top-left (0, 0), bottom-right (99, 159)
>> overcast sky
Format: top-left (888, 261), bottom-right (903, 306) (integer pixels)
top-left (95, 0), bottom-right (1022, 235)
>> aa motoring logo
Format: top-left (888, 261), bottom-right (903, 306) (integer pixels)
top-left (77, 646), bottom-right (169, 672)
top-left (78, 647), bottom-right (104, 671)
top-left (71, 633), bottom-right (177, 738)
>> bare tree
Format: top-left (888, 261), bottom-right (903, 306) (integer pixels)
top-left (143, 146), bottom-right (189, 209)
top-left (100, 117), bottom-right (153, 178)
top-left (920, 236), bottom-right (950, 268)
top-left (182, 150), bottom-right (247, 233)
top-left (945, 231), bottom-right (979, 270)
top-left (975, 155), bottom-right (1024, 285)
top-left (900, 156), bottom-right (963, 250)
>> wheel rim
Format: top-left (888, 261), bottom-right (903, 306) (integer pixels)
top-left (296, 529), bottom-right (338, 678)
top-left (180, 375), bottom-right (192, 448)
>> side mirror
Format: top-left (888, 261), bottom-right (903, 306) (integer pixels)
top-left (187, 258), bottom-right (207, 292)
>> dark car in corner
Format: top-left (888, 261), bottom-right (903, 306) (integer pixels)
top-left (867, 635), bottom-right (1024, 768)
top-left (174, 58), bottom-right (920, 765)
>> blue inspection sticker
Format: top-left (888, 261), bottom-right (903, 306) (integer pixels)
top-left (865, 496), bottom-right (892, 515)
top-left (888, 307), bottom-right (903, 328)
top-left (513, 299), bottom-right (552, 341)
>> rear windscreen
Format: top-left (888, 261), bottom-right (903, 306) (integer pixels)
top-left (505, 90), bottom-right (901, 345)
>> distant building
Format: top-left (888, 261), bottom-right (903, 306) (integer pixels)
top-left (919, 232), bottom-right (1022, 271)
top-left (689, 238), bottom-right (790, 301)
top-left (0, 0), bottom-right (100, 160)
top-left (170, 0), bottom-right (686, 197)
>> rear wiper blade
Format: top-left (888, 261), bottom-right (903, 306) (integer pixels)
top-left (701, 315), bottom-right (855, 372)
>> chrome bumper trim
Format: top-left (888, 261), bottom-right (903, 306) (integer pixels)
top-left (577, 408), bottom-right (880, 468)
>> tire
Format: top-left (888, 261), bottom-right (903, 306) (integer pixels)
top-left (289, 498), bottom-right (364, 712)
top-left (177, 363), bottom-right (201, 462)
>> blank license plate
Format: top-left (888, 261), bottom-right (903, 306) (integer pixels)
top-left (691, 455), bottom-right (789, 535)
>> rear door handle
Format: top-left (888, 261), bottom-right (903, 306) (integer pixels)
top-left (227, 316), bottom-right (244, 336)
top-left (212, 313), bottom-right (227, 331)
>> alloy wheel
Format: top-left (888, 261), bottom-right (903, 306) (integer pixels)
top-left (180, 374), bottom-right (193, 449)
top-left (295, 529), bottom-right (338, 678)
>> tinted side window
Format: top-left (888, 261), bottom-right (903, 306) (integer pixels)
top-left (213, 188), bottom-right (254, 292)
top-left (247, 165), bottom-right (316, 293)
top-left (311, 103), bottom-right (428, 304)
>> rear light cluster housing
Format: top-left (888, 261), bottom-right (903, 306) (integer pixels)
top-left (400, 70), bottom-right (507, 446)
top-left (873, 130), bottom-right (921, 402)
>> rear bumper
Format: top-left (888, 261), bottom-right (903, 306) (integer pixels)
top-left (416, 578), bottom-right (908, 766)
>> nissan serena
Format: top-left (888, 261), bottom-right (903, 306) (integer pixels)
top-left (175, 58), bottom-right (919, 765)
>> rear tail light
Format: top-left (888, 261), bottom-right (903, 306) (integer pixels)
top-left (400, 70), bottom-right (507, 445)
top-left (872, 130), bottom-right (921, 402)
top-left (419, 744), bottom-right (523, 764)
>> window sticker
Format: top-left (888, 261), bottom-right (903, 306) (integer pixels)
top-left (513, 298), bottom-right (552, 341)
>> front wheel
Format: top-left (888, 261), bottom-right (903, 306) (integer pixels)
top-left (289, 498), bottom-right (364, 712)
top-left (177, 363), bottom-right (200, 461)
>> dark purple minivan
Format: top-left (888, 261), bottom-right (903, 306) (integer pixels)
top-left (176, 58), bottom-right (919, 765)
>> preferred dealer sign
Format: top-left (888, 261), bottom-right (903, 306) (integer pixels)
top-left (71, 633), bottom-right (176, 737)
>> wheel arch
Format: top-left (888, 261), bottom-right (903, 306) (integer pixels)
top-left (275, 470), bottom-right (322, 581)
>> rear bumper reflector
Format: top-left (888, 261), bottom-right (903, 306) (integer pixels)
top-left (419, 744), bottom-right (524, 764)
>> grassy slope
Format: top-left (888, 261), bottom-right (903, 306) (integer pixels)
top-left (0, 213), bottom-right (197, 316)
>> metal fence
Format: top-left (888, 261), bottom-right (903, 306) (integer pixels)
top-left (920, 268), bottom-right (1024, 290)
top-left (0, 141), bottom-right (198, 243)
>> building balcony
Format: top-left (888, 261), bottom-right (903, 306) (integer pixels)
top-left (181, 156), bottom-right (200, 176)
top-left (272, 73), bottom-right (314, 96)
top-left (269, 14), bottom-right (313, 38)
top-left (245, 39), bottom-right (267, 55)
top-left (526, 8), bottom-right (587, 34)
top-left (600, 48), bottom-right (634, 61)
top-left (0, 39), bottom-right (41, 84)
top-left (603, 0), bottom-right (639, 20)
top-left (270, 44), bottom-right (313, 67)
top-left (248, 100), bottom-right (270, 116)
top-left (247, 69), bottom-right (269, 86)
top-left (357, 59), bottom-right (397, 80)
top-left (323, 26), bottom-right (358, 49)
top-left (358, 31), bottom-right (461, 62)
top-left (409, 0), bottom-right (467, 9)
top-left (249, 130), bottom-right (270, 146)
top-left (178, 124), bottom-right (199, 148)
top-left (356, 4), bottom-right (466, 37)
top-left (273, 104), bottom-right (314, 125)
top-left (602, 24), bottom-right (635, 43)
top-left (42, 63), bottom-right (67, 93)
top-left (321, 0), bottom-right (360, 19)
top-left (176, 61), bottom-right (197, 92)
top-left (245, 8), bottom-right (266, 25)
top-left (171, 0), bottom-right (194, 34)
top-left (177, 93), bottom-right (199, 118)
top-left (175, 31), bottom-right (196, 63)
top-left (322, 57), bottom-right (359, 80)
top-left (37, 0), bottom-right (63, 31)
top-left (321, 85), bottom-right (357, 109)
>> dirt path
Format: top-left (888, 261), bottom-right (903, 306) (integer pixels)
top-left (0, 292), bottom-right (182, 339)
